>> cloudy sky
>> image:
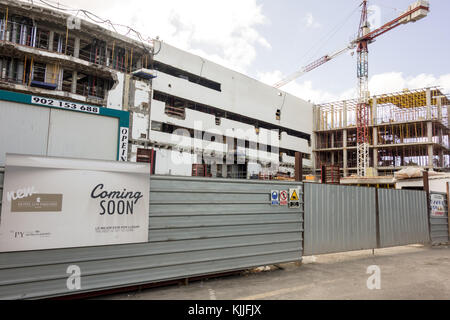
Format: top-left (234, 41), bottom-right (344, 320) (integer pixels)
top-left (35, 0), bottom-right (450, 103)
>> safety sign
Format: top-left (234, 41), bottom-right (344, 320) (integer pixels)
top-left (271, 190), bottom-right (279, 206)
top-left (289, 188), bottom-right (300, 208)
top-left (280, 190), bottom-right (288, 206)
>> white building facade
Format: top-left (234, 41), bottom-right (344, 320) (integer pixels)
top-left (0, 0), bottom-right (313, 179)
top-left (129, 42), bottom-right (313, 178)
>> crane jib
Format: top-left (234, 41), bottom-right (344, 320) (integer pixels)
top-left (273, 1), bottom-right (430, 89)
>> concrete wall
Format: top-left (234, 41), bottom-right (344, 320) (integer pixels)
top-left (154, 148), bottom-right (198, 176)
top-left (126, 42), bottom-right (313, 176)
top-left (396, 177), bottom-right (450, 193)
top-left (430, 178), bottom-right (450, 193)
top-left (152, 42), bottom-right (313, 154)
top-left (107, 72), bottom-right (125, 110)
top-left (149, 94), bottom-right (311, 166)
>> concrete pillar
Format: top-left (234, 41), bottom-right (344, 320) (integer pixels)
top-left (319, 110), bottom-right (323, 130)
top-left (426, 88), bottom-right (432, 120)
top-left (427, 121), bottom-right (433, 143)
top-left (343, 101), bottom-right (348, 127)
top-left (313, 106), bottom-right (319, 131)
top-left (331, 106), bottom-right (335, 129)
top-left (428, 145), bottom-right (434, 169)
top-left (17, 61), bottom-right (24, 83)
top-left (312, 133), bottom-right (318, 174)
top-left (11, 23), bottom-right (17, 43)
top-left (400, 149), bottom-right (404, 167)
top-left (330, 133), bottom-right (335, 165)
top-left (371, 97), bottom-right (377, 125)
top-left (343, 129), bottom-right (348, 177)
top-left (221, 164), bottom-right (227, 178)
top-left (437, 97), bottom-right (443, 121)
top-left (71, 70), bottom-right (78, 94)
top-left (211, 164), bottom-right (218, 178)
top-left (123, 74), bottom-right (131, 111)
top-left (427, 121), bottom-right (434, 168)
top-left (447, 104), bottom-right (450, 129)
top-left (373, 127), bottom-right (378, 175)
top-left (439, 127), bottom-right (444, 167)
top-left (2, 58), bottom-right (6, 79)
top-left (8, 59), bottom-right (14, 80)
top-left (74, 37), bottom-right (80, 59)
top-left (295, 152), bottom-right (303, 182)
top-left (0, 59), bottom-right (4, 79)
top-left (48, 31), bottom-right (54, 51)
top-left (57, 68), bottom-right (63, 91)
top-left (439, 149), bottom-right (444, 168)
top-left (136, 57), bottom-right (143, 70)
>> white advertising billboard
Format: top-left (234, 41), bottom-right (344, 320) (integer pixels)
top-left (0, 154), bottom-right (150, 252)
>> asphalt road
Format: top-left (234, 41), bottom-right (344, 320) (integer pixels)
top-left (98, 244), bottom-right (450, 300)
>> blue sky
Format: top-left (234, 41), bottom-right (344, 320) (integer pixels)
top-left (45, 0), bottom-right (449, 103)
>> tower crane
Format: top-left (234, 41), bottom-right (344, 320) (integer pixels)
top-left (274, 0), bottom-right (430, 176)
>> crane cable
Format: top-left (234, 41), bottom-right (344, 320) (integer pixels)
top-left (299, 3), bottom-right (361, 68)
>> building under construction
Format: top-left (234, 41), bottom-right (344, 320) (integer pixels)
top-left (0, 0), bottom-right (446, 183)
top-left (313, 87), bottom-right (450, 177)
top-left (0, 0), bottom-right (313, 180)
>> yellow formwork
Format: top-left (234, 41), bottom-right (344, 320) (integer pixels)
top-left (370, 88), bottom-right (450, 109)
top-left (317, 87), bottom-right (450, 131)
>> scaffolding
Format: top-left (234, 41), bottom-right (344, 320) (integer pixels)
top-left (0, 7), bottom-right (153, 103)
top-left (314, 87), bottom-right (450, 177)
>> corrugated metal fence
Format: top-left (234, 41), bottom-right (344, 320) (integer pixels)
top-left (378, 189), bottom-right (430, 248)
top-left (0, 173), bottom-right (304, 300)
top-left (429, 192), bottom-right (450, 245)
top-left (0, 168), bottom-right (437, 299)
top-left (304, 184), bottom-right (430, 255)
top-left (303, 184), bottom-right (377, 255)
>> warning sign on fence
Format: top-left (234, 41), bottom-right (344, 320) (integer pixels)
top-left (271, 190), bottom-right (279, 206)
top-left (430, 194), bottom-right (446, 217)
top-left (280, 190), bottom-right (288, 206)
top-left (289, 188), bottom-right (300, 208)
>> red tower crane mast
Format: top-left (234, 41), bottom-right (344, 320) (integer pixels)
top-left (274, 1), bottom-right (430, 176)
top-left (356, 0), bottom-right (371, 177)
top-left (355, 0), bottom-right (429, 176)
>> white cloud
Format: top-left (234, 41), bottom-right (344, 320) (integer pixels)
top-left (41, 0), bottom-right (270, 73)
top-left (258, 70), bottom-right (450, 104)
top-left (257, 70), bottom-right (339, 103)
top-left (304, 13), bottom-right (321, 29)
top-left (368, 72), bottom-right (450, 96)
